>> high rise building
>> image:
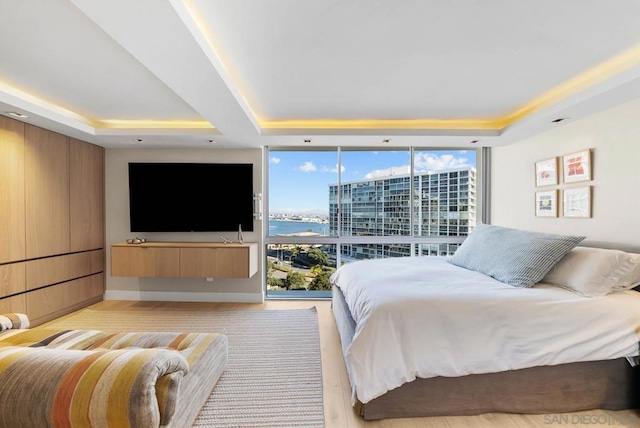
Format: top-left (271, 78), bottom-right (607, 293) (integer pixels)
top-left (329, 166), bottom-right (476, 259)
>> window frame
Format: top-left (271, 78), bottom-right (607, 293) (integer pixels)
top-left (264, 146), bottom-right (487, 298)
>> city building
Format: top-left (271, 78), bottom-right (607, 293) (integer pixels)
top-left (329, 167), bottom-right (476, 259)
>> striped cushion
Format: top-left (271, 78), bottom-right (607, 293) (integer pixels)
top-left (0, 329), bottom-right (103, 348)
top-left (449, 223), bottom-right (585, 287)
top-left (0, 313), bottom-right (30, 331)
top-left (0, 346), bottom-right (189, 427)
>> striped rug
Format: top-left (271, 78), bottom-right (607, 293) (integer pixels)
top-left (44, 307), bottom-right (325, 428)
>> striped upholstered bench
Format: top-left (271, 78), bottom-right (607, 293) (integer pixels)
top-left (0, 314), bottom-right (227, 427)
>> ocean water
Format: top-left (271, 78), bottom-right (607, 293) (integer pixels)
top-left (268, 220), bottom-right (330, 236)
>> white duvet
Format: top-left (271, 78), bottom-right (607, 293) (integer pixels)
top-left (330, 256), bottom-right (640, 404)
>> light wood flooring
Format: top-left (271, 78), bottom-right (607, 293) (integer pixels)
top-left (47, 299), bottom-right (640, 428)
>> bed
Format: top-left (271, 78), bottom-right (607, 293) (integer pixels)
top-left (330, 225), bottom-right (640, 420)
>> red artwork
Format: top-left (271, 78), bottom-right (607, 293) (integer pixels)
top-left (566, 156), bottom-right (584, 176)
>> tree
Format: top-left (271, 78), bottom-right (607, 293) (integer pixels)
top-left (309, 272), bottom-right (331, 291)
top-left (310, 265), bottom-right (323, 276)
top-left (286, 271), bottom-right (306, 290)
top-left (291, 246), bottom-right (302, 258)
top-left (268, 276), bottom-right (286, 290)
top-left (307, 247), bottom-right (329, 266)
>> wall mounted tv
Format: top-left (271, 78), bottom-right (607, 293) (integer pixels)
top-left (128, 162), bottom-right (254, 232)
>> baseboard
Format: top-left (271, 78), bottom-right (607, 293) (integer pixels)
top-left (104, 290), bottom-right (264, 303)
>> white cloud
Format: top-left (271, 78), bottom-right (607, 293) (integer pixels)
top-left (298, 161), bottom-right (317, 172)
top-left (331, 164), bottom-right (346, 173)
top-left (269, 156), bottom-right (281, 164)
top-left (414, 153), bottom-right (471, 172)
top-left (365, 165), bottom-right (410, 179)
top-left (320, 164), bottom-right (346, 173)
top-left (362, 154), bottom-right (471, 179)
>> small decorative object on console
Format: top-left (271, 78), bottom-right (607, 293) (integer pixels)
top-left (126, 237), bottom-right (147, 244)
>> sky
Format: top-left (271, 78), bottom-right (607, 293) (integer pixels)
top-left (268, 150), bottom-right (476, 216)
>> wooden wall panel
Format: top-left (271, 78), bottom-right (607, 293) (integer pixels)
top-left (25, 249), bottom-right (104, 291)
top-left (70, 138), bottom-right (104, 252)
top-left (0, 262), bottom-right (26, 297)
top-left (26, 273), bottom-right (104, 326)
top-left (0, 294), bottom-right (26, 314)
top-left (90, 249), bottom-right (105, 272)
top-left (0, 117), bottom-right (25, 263)
top-left (25, 125), bottom-right (70, 259)
top-left (0, 117), bottom-right (104, 322)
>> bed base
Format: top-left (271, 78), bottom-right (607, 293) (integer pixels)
top-left (332, 287), bottom-right (640, 420)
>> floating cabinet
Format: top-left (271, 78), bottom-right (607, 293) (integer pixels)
top-left (111, 242), bottom-right (258, 279)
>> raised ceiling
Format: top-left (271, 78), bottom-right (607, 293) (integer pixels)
top-left (1, 0), bottom-right (640, 148)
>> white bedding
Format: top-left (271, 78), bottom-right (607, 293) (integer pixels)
top-left (330, 256), bottom-right (640, 404)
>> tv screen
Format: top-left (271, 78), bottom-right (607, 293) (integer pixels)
top-left (128, 162), bottom-right (254, 232)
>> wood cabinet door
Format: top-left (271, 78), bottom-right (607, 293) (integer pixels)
top-left (0, 295), bottom-right (26, 314)
top-left (0, 117), bottom-right (25, 263)
top-left (26, 249), bottom-right (104, 291)
top-left (70, 138), bottom-right (104, 252)
top-left (180, 247), bottom-right (250, 278)
top-left (0, 262), bottom-right (26, 297)
top-left (26, 273), bottom-right (104, 326)
top-left (25, 125), bottom-right (70, 259)
top-left (111, 247), bottom-right (180, 277)
top-left (213, 247), bottom-right (251, 278)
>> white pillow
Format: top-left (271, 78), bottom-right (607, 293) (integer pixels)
top-left (542, 247), bottom-right (640, 297)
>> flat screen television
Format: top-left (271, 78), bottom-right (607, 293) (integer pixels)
top-left (128, 162), bottom-right (254, 232)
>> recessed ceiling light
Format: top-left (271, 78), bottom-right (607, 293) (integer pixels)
top-left (470, 140), bottom-right (479, 144)
top-left (382, 139), bottom-right (391, 143)
top-left (304, 139), bottom-right (311, 143)
top-left (207, 139), bottom-right (216, 144)
top-left (5, 111), bottom-right (28, 118)
top-left (551, 118), bottom-right (568, 123)
top-left (133, 138), bottom-right (144, 143)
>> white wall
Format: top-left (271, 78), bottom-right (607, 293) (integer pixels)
top-left (105, 148), bottom-right (264, 303)
top-left (491, 98), bottom-right (640, 249)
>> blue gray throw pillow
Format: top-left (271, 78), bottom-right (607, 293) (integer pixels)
top-left (449, 224), bottom-right (586, 287)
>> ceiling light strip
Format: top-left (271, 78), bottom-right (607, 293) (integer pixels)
top-left (96, 119), bottom-right (216, 130)
top-left (261, 118), bottom-right (502, 130)
top-left (0, 80), bottom-right (92, 126)
top-left (175, 0), bottom-right (262, 128)
top-left (503, 43), bottom-right (640, 126)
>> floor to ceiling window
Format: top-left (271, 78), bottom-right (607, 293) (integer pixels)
top-left (266, 147), bottom-right (482, 298)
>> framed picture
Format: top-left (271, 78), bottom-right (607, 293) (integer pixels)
top-left (535, 157), bottom-right (558, 187)
top-left (563, 186), bottom-right (591, 218)
top-left (535, 190), bottom-right (558, 217)
top-left (562, 149), bottom-right (592, 183)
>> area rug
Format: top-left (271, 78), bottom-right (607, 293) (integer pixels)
top-left (45, 307), bottom-right (325, 428)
